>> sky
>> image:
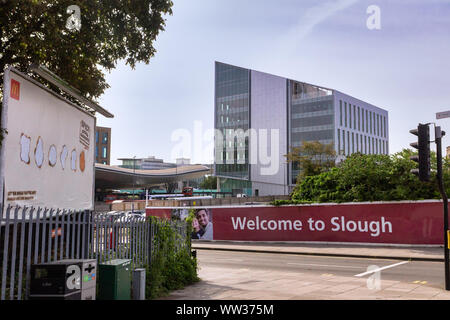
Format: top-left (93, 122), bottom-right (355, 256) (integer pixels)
top-left (96, 0), bottom-right (450, 166)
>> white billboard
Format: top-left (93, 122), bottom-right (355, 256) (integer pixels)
top-left (0, 67), bottom-right (95, 214)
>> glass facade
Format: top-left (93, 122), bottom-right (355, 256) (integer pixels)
top-left (219, 178), bottom-right (252, 195)
top-left (213, 62), bottom-right (389, 193)
top-left (215, 62), bottom-right (250, 180)
top-left (289, 80), bottom-right (333, 184)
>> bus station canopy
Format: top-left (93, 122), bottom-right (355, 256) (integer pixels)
top-left (95, 163), bottom-right (212, 190)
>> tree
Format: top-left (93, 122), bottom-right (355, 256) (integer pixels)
top-left (0, 0), bottom-right (173, 144)
top-left (200, 176), bottom-right (217, 190)
top-left (291, 149), bottom-right (448, 203)
top-left (285, 141), bottom-right (336, 182)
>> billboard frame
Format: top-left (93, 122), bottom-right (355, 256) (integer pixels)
top-left (0, 66), bottom-right (97, 213)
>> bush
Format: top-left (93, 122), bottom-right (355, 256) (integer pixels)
top-left (286, 150), bottom-right (450, 204)
top-left (145, 217), bottom-right (199, 300)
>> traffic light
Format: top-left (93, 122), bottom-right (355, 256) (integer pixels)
top-left (409, 123), bottom-right (430, 182)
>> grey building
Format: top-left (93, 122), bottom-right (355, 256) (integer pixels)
top-left (214, 61), bottom-right (389, 196)
top-left (118, 156), bottom-right (176, 170)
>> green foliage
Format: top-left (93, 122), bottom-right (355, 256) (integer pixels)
top-left (0, 0), bottom-right (173, 145)
top-left (271, 199), bottom-right (313, 206)
top-left (0, 1), bottom-right (173, 98)
top-left (145, 217), bottom-right (199, 300)
top-left (200, 176), bottom-right (217, 190)
top-left (289, 149), bottom-right (449, 203)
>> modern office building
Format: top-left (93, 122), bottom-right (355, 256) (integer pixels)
top-left (95, 126), bottom-right (111, 165)
top-left (214, 61), bottom-right (389, 196)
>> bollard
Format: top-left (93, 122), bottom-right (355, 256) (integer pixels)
top-left (132, 268), bottom-right (146, 300)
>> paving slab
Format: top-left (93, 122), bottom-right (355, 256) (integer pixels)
top-left (160, 242), bottom-right (450, 300)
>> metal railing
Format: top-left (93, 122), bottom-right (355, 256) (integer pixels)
top-left (0, 205), bottom-right (189, 300)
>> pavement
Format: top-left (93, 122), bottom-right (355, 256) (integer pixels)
top-left (158, 241), bottom-right (450, 300)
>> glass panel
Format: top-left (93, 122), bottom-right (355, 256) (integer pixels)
top-left (215, 62), bottom-right (250, 179)
top-left (349, 103), bottom-right (352, 129)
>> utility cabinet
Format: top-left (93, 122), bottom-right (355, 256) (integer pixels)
top-left (97, 259), bottom-right (131, 300)
top-left (29, 259), bottom-right (97, 300)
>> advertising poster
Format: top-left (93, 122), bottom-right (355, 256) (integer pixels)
top-left (0, 68), bottom-right (95, 215)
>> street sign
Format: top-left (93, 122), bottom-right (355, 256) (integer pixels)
top-left (436, 111), bottom-right (450, 120)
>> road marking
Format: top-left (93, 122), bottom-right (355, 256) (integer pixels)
top-left (287, 263), bottom-right (361, 269)
top-left (354, 261), bottom-right (410, 277)
top-left (413, 280), bottom-right (427, 284)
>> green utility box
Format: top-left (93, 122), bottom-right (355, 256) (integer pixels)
top-left (97, 259), bottom-right (131, 300)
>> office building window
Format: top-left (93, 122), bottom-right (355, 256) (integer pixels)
top-left (357, 106), bottom-right (361, 131)
top-left (95, 131), bottom-right (99, 144)
top-left (102, 132), bottom-right (108, 144)
top-left (366, 110), bottom-right (369, 133)
top-left (340, 101), bottom-right (343, 126)
top-left (356, 133), bottom-right (359, 152)
top-left (343, 130), bottom-right (346, 156)
top-left (95, 146), bottom-right (98, 158)
top-left (347, 131), bottom-right (350, 155)
top-left (353, 105), bottom-right (356, 129)
top-left (372, 137), bottom-right (376, 153)
top-left (345, 102), bottom-right (347, 127)
top-left (361, 108), bottom-right (364, 132)
top-left (379, 115), bottom-right (382, 137)
top-left (349, 104), bottom-right (352, 129)
top-left (360, 135), bottom-right (363, 153)
top-left (364, 136), bottom-right (367, 154)
top-left (377, 114), bottom-right (380, 136)
top-left (352, 132), bottom-right (354, 154)
top-left (373, 114), bottom-right (376, 136)
top-left (384, 117), bottom-right (387, 138)
top-left (337, 129), bottom-right (341, 155)
top-left (369, 112), bottom-right (372, 134)
top-left (102, 146), bottom-right (107, 158)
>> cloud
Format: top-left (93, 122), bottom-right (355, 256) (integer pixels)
top-left (289, 0), bottom-right (360, 40)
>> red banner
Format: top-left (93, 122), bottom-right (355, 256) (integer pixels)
top-left (147, 201), bottom-right (445, 245)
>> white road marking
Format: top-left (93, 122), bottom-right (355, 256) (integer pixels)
top-left (287, 263), bottom-right (361, 269)
top-left (354, 261), bottom-right (410, 277)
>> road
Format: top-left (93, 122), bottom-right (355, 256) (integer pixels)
top-left (161, 249), bottom-right (450, 300)
top-left (198, 250), bottom-right (445, 287)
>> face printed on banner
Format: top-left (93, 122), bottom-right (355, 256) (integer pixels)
top-left (197, 210), bottom-right (210, 228)
top-left (192, 217), bottom-right (200, 232)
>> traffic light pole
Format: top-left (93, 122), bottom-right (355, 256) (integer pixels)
top-left (435, 126), bottom-right (450, 290)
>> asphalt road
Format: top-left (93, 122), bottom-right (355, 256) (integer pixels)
top-left (197, 249), bottom-right (448, 289)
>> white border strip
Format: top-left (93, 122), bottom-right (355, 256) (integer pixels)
top-left (354, 261), bottom-right (410, 277)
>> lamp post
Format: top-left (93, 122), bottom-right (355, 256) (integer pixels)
top-left (132, 156), bottom-right (136, 213)
top-left (176, 162), bottom-right (179, 194)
